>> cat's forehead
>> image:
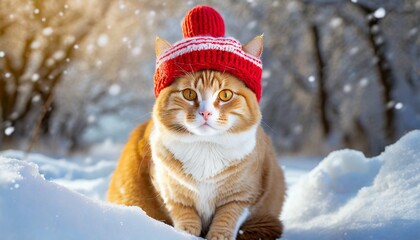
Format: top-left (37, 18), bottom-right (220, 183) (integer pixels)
top-left (174, 70), bottom-right (244, 90)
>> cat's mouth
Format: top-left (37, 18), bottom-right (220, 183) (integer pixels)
top-left (199, 122), bottom-right (215, 129)
top-left (186, 121), bottom-right (221, 135)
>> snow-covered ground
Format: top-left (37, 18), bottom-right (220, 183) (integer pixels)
top-left (1, 130), bottom-right (419, 239)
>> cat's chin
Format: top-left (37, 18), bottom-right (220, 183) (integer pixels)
top-left (187, 124), bottom-right (224, 136)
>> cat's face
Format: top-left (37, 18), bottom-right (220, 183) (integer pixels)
top-left (154, 70), bottom-right (261, 136)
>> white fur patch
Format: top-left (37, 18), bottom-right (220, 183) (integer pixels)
top-left (158, 125), bottom-right (258, 180)
top-left (233, 208), bottom-right (250, 239)
top-left (196, 182), bottom-right (216, 229)
top-left (150, 122), bottom-right (257, 231)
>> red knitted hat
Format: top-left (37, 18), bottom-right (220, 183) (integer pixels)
top-left (154, 5), bottom-right (263, 101)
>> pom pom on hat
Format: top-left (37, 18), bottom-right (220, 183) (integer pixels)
top-left (154, 5), bottom-right (263, 101)
top-left (182, 5), bottom-right (225, 38)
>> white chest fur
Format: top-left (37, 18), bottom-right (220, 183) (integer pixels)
top-left (154, 125), bottom-right (258, 180)
top-left (149, 124), bottom-right (257, 227)
top-left (197, 182), bottom-right (216, 228)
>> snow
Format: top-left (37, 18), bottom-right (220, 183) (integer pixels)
top-left (373, 8), bottom-right (386, 19)
top-left (108, 84), bottom-right (121, 96)
top-left (308, 75), bottom-right (316, 82)
top-left (0, 158), bottom-right (196, 240)
top-left (32, 73), bottom-right (40, 82)
top-left (97, 34), bottom-right (109, 47)
top-left (262, 70), bottom-right (272, 79)
top-left (1, 130), bottom-right (419, 239)
top-left (395, 102), bottom-right (404, 110)
top-left (4, 126), bottom-right (15, 136)
top-left (283, 130), bottom-right (420, 240)
top-left (42, 27), bottom-right (54, 36)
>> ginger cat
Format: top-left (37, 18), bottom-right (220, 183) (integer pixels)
top-left (107, 36), bottom-right (286, 240)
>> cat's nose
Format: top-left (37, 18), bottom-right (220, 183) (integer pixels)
top-left (200, 111), bottom-right (213, 121)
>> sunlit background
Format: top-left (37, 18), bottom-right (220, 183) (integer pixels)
top-left (0, 0), bottom-right (419, 157)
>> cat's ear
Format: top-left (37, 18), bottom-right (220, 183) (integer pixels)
top-left (242, 34), bottom-right (263, 58)
top-left (155, 36), bottom-right (172, 57)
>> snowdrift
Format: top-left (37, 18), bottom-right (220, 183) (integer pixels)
top-left (283, 130), bottom-right (420, 239)
top-left (1, 130), bottom-right (419, 239)
top-left (0, 157), bottom-right (196, 240)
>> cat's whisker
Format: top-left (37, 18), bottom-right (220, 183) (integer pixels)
top-left (260, 119), bottom-right (276, 135)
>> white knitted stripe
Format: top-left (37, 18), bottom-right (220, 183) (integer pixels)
top-left (156, 43), bottom-right (262, 68)
top-left (159, 37), bottom-right (240, 59)
top-left (156, 37), bottom-right (262, 69)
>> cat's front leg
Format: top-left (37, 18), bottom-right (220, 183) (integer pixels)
top-left (206, 202), bottom-right (248, 240)
top-left (169, 202), bottom-right (202, 236)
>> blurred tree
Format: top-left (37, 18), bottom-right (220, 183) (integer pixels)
top-left (0, 0), bottom-right (115, 149)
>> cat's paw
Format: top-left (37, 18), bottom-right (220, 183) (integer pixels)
top-left (175, 222), bottom-right (201, 236)
top-left (206, 231), bottom-right (233, 240)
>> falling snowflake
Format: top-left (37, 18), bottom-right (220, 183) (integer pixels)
top-left (31, 73), bottom-right (40, 82)
top-left (308, 76), bottom-right (316, 82)
top-left (371, 25), bottom-right (380, 35)
top-left (262, 70), bottom-right (271, 79)
top-left (330, 18), bottom-right (343, 28)
top-left (119, 1), bottom-right (126, 10)
top-left (87, 115), bottom-right (96, 124)
top-left (46, 58), bottom-right (54, 67)
top-left (386, 101), bottom-right (395, 109)
top-left (108, 84), bottom-right (121, 96)
top-left (95, 60), bottom-right (103, 67)
top-left (358, 78), bottom-right (369, 87)
top-left (4, 126), bottom-right (15, 136)
top-left (131, 47), bottom-right (141, 56)
top-left (97, 34), bottom-right (109, 47)
top-left (0, 51), bottom-right (5, 58)
top-left (395, 102), bottom-right (403, 110)
top-left (32, 95), bottom-right (41, 102)
top-left (247, 20), bottom-right (257, 29)
top-left (293, 125), bottom-right (303, 134)
top-left (53, 50), bottom-right (65, 60)
top-left (373, 8), bottom-right (386, 19)
top-left (349, 47), bottom-right (359, 55)
top-left (408, 28), bottom-right (418, 37)
top-left (64, 35), bottom-right (76, 45)
top-left (31, 41), bottom-right (42, 49)
top-left (42, 27), bottom-right (54, 36)
top-left (343, 84), bottom-right (352, 93)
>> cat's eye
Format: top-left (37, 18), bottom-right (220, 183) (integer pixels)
top-left (218, 89), bottom-right (233, 102)
top-left (182, 88), bottom-right (197, 101)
